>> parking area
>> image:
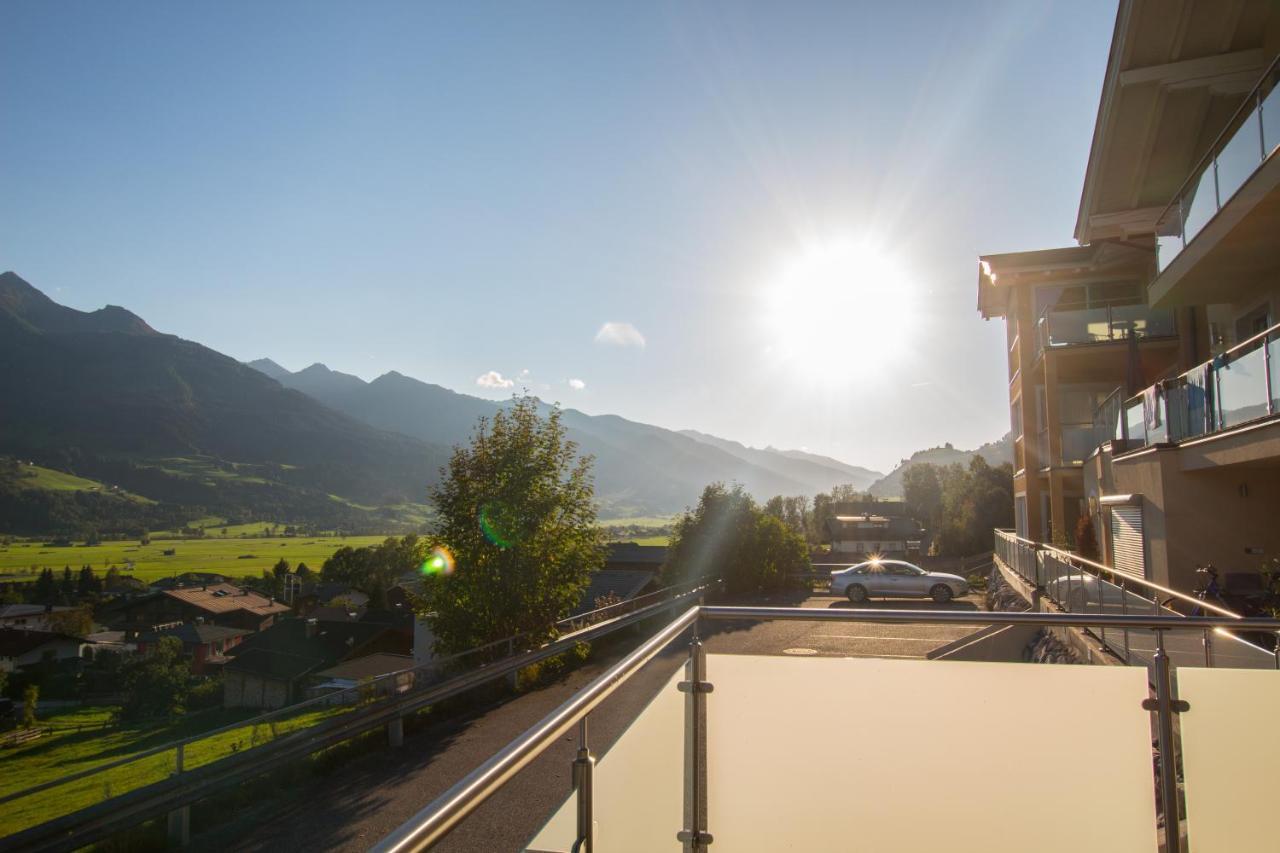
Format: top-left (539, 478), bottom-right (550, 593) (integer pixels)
top-left (703, 590), bottom-right (989, 659)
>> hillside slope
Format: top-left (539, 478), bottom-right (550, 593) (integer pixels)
top-left (0, 273), bottom-right (449, 530)
top-left (868, 433), bottom-right (1014, 497)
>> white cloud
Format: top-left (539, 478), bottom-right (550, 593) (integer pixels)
top-left (568, 378), bottom-right (586, 391)
top-left (594, 322), bottom-right (646, 348)
top-left (475, 370), bottom-right (514, 389)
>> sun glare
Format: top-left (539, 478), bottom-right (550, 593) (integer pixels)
top-left (761, 238), bottom-right (914, 379)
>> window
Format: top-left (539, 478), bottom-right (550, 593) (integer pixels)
top-left (1034, 281), bottom-right (1141, 316)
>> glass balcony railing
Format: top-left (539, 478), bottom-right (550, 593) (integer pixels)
top-left (1155, 56), bottom-right (1280, 273)
top-left (1059, 423), bottom-right (1096, 465)
top-left (1121, 322), bottom-right (1279, 450)
top-left (1036, 303), bottom-right (1176, 350)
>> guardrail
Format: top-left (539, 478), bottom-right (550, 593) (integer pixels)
top-left (992, 529), bottom-right (1277, 670)
top-left (1154, 53), bottom-right (1280, 273)
top-left (0, 581), bottom-right (713, 852)
top-left (371, 604), bottom-right (1280, 853)
top-left (1120, 320), bottom-right (1278, 450)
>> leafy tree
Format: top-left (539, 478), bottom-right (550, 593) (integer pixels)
top-left (421, 396), bottom-right (606, 654)
top-left (118, 636), bottom-right (189, 722)
top-left (294, 562), bottom-right (313, 582)
top-left (322, 536), bottom-right (425, 608)
top-left (47, 606), bottom-right (94, 637)
top-left (59, 566), bottom-right (75, 603)
top-left (664, 483), bottom-right (809, 595)
top-left (902, 464), bottom-right (944, 534)
top-left (930, 456), bottom-right (1014, 557)
top-left (22, 684), bottom-right (38, 728)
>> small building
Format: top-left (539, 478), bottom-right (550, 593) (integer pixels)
top-left (0, 628), bottom-right (88, 672)
top-left (825, 515), bottom-right (924, 558)
top-left (604, 542), bottom-right (668, 572)
top-left (136, 622), bottom-right (247, 674)
top-left (308, 652), bottom-right (416, 702)
top-left (222, 617), bottom-right (409, 710)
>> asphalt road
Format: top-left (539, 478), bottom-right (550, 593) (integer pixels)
top-left (215, 591), bottom-right (985, 853)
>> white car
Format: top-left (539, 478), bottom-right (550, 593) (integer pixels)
top-left (830, 560), bottom-right (969, 604)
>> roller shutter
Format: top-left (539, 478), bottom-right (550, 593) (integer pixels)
top-left (1109, 505), bottom-right (1146, 580)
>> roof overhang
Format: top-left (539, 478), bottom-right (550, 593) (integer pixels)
top-left (976, 242), bottom-right (1154, 319)
top-left (1075, 0), bottom-right (1279, 244)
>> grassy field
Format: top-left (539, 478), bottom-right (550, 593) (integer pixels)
top-left (599, 515), bottom-right (675, 527)
top-left (11, 463), bottom-right (153, 504)
top-left (0, 703), bottom-right (351, 835)
top-left (614, 535), bottom-right (669, 546)
top-left (0, 535), bottom-right (390, 583)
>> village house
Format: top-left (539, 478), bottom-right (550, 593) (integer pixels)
top-left (102, 582), bottom-right (290, 635)
top-left (135, 621), bottom-right (247, 675)
top-left (0, 628), bottom-right (89, 673)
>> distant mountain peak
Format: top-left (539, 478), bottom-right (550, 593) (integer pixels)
top-left (0, 272), bottom-right (157, 336)
top-left (246, 358), bottom-right (291, 380)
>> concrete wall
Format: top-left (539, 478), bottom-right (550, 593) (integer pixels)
top-left (1113, 443), bottom-right (1280, 593)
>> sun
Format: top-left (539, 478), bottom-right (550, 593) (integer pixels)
top-left (760, 237), bottom-right (915, 380)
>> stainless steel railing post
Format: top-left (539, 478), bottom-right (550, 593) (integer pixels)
top-left (678, 628), bottom-right (712, 852)
top-left (1152, 630), bottom-right (1183, 853)
top-left (571, 718), bottom-right (595, 853)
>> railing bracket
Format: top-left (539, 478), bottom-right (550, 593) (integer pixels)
top-left (677, 680), bottom-right (714, 694)
top-left (677, 830), bottom-right (714, 845)
top-left (1142, 698), bottom-right (1189, 713)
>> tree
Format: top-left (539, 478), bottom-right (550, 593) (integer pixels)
top-left (294, 562), bottom-right (313, 582)
top-left (22, 684), bottom-right (38, 728)
top-left (34, 567), bottom-right (55, 603)
top-left (1075, 514), bottom-right (1099, 561)
top-left (421, 396), bottom-right (606, 654)
top-left (118, 636), bottom-right (189, 722)
top-left (322, 536), bottom-right (425, 608)
top-left (59, 566), bottom-right (75, 603)
top-left (664, 483), bottom-right (809, 595)
top-left (902, 464), bottom-right (943, 534)
top-left (77, 565), bottom-right (102, 598)
top-left (930, 456), bottom-right (1015, 557)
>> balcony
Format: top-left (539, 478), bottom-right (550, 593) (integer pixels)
top-left (373, 595), bottom-right (1280, 853)
top-left (1036, 303), bottom-right (1176, 352)
top-left (1151, 56), bottom-right (1280, 307)
top-left (1120, 322), bottom-right (1279, 451)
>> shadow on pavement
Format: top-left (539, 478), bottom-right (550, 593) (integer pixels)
top-left (824, 598), bottom-right (981, 612)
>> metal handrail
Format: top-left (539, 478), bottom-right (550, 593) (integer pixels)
top-left (371, 604), bottom-right (1280, 853)
top-left (993, 529), bottom-right (1242, 620)
top-left (1154, 52), bottom-right (1280, 240)
top-left (372, 606), bottom-right (702, 853)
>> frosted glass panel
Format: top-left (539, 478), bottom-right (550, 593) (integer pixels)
top-left (1178, 668), bottom-right (1280, 853)
top-left (526, 666), bottom-right (685, 853)
top-left (706, 655), bottom-right (1156, 853)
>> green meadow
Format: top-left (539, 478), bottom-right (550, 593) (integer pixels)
top-left (0, 535), bottom-right (390, 583)
top-left (0, 703), bottom-right (350, 836)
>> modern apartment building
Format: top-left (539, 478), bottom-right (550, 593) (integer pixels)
top-left (981, 0), bottom-right (1280, 595)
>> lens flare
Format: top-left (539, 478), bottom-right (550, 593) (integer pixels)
top-left (421, 546), bottom-right (456, 577)
top-left (478, 502), bottom-right (517, 548)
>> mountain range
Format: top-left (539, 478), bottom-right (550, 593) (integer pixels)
top-left (243, 360), bottom-right (887, 512)
top-left (0, 271), bottom-right (1009, 533)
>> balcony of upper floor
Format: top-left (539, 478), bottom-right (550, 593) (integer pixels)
top-left (1099, 321), bottom-right (1280, 469)
top-left (1148, 56), bottom-right (1280, 309)
top-left (1075, 1), bottom-right (1280, 248)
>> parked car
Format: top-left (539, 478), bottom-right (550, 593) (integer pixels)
top-left (830, 560), bottom-right (969, 604)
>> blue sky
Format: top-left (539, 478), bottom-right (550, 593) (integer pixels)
top-left (1, 1), bottom-right (1116, 472)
